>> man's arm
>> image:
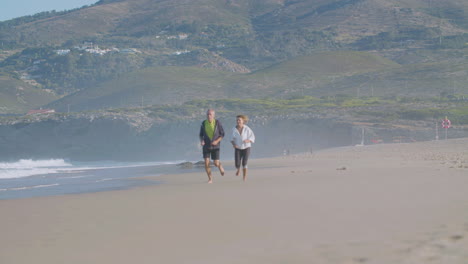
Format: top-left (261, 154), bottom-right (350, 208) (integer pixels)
top-left (212, 136), bottom-right (223, 146)
top-left (218, 120), bottom-right (225, 138)
top-left (212, 120), bottom-right (224, 146)
top-left (199, 124), bottom-right (205, 145)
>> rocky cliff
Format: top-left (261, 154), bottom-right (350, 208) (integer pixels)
top-left (1, 112), bottom-right (466, 162)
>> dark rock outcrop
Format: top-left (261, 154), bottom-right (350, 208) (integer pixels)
top-left (0, 113), bottom-right (466, 162)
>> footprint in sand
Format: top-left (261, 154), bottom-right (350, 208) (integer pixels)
top-left (403, 232), bottom-right (468, 264)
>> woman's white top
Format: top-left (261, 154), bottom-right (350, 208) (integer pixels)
top-left (230, 125), bottom-right (255, 150)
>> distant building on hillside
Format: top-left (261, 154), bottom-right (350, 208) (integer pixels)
top-left (55, 49), bottom-right (71, 55)
top-left (172, 50), bottom-right (190, 55)
top-left (120, 48), bottom-right (140, 54)
top-left (74, 42), bottom-right (94, 50)
top-left (26, 109), bottom-right (55, 115)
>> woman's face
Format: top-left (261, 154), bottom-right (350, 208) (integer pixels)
top-left (236, 117), bottom-right (244, 126)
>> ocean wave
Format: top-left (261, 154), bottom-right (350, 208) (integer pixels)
top-left (0, 159), bottom-right (182, 179)
top-left (95, 178), bottom-right (115, 183)
top-left (0, 159), bottom-right (72, 179)
top-left (0, 159), bottom-right (72, 169)
top-left (0, 183), bottom-right (60, 192)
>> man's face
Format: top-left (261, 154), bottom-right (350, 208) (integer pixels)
top-left (207, 111), bottom-right (215, 122)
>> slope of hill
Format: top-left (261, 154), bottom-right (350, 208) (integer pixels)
top-left (0, 0), bottom-right (467, 113)
top-left (45, 51), bottom-right (414, 111)
top-left (45, 66), bottom-right (235, 111)
top-left (0, 72), bottom-right (59, 114)
top-left (0, 0), bottom-right (275, 47)
top-left (313, 59), bottom-right (468, 97)
top-left (2, 0), bottom-right (466, 56)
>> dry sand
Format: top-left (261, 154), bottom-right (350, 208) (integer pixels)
top-left (1, 138), bottom-right (468, 264)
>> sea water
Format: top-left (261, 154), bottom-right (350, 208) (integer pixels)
top-left (0, 159), bottom-right (183, 200)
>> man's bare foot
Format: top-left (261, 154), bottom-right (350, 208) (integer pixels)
top-left (236, 169), bottom-right (240, 176)
top-left (220, 167), bottom-right (225, 176)
top-left (208, 180), bottom-right (213, 184)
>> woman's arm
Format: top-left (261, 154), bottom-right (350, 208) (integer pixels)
top-left (231, 127), bottom-right (239, 148)
top-left (243, 127), bottom-right (255, 143)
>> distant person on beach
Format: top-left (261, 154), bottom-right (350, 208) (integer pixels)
top-left (230, 115), bottom-right (255, 182)
top-left (199, 109), bottom-right (225, 183)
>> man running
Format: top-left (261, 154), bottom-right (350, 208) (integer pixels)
top-left (199, 109), bottom-right (225, 183)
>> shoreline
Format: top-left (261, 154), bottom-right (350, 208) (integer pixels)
top-left (0, 162), bottom-right (184, 200)
top-left (1, 138), bottom-right (467, 264)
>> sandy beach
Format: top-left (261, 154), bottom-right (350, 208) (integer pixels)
top-left (1, 138), bottom-right (468, 264)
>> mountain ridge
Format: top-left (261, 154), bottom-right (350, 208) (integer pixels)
top-left (0, 0), bottom-right (467, 113)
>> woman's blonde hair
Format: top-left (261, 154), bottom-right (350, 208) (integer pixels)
top-left (236, 114), bottom-right (249, 123)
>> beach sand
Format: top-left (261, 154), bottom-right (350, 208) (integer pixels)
top-left (1, 138), bottom-right (468, 264)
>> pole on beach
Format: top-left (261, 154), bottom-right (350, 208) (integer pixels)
top-left (361, 128), bottom-right (365, 145)
top-left (441, 117), bottom-right (451, 140)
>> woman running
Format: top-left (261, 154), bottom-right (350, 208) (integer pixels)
top-left (230, 115), bottom-right (255, 181)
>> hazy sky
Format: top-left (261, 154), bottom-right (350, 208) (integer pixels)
top-left (1, 0), bottom-right (98, 22)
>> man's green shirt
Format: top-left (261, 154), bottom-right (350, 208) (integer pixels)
top-left (204, 120), bottom-right (216, 140)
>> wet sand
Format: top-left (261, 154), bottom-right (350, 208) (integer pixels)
top-left (1, 138), bottom-right (468, 264)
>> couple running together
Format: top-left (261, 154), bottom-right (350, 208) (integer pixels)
top-left (199, 109), bottom-right (255, 183)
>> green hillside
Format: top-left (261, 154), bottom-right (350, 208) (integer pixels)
top-left (0, 0), bottom-right (467, 114)
top-left (0, 72), bottom-right (59, 114)
top-left (0, 0), bottom-right (276, 47)
top-left (3, 0), bottom-right (467, 47)
top-left (48, 51), bottom-right (466, 112)
top-left (46, 66), bottom-right (236, 111)
top-left (310, 54), bottom-right (468, 97)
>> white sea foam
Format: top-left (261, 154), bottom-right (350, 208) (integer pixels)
top-left (0, 159), bottom-right (72, 179)
top-left (0, 159), bottom-right (182, 179)
top-left (96, 178), bottom-right (114, 183)
top-left (0, 159), bottom-right (72, 169)
top-left (0, 183), bottom-right (60, 192)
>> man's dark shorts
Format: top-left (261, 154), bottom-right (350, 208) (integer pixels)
top-left (203, 148), bottom-right (220, 160)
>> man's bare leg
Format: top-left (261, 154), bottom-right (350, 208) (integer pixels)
top-left (214, 160), bottom-right (224, 176)
top-left (243, 168), bottom-right (247, 182)
top-left (205, 158), bottom-right (212, 183)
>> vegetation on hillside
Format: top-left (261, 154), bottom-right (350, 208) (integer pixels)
top-left (0, 0), bottom-right (467, 114)
top-left (38, 50), bottom-right (466, 112)
top-left (8, 96), bottom-right (466, 127)
top-left (1, 47), bottom-right (147, 95)
top-left (0, 72), bottom-right (58, 114)
top-left (183, 96), bottom-right (468, 125)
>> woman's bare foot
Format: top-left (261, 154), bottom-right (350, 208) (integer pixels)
top-left (236, 169), bottom-right (240, 176)
top-left (208, 180), bottom-right (213, 184)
